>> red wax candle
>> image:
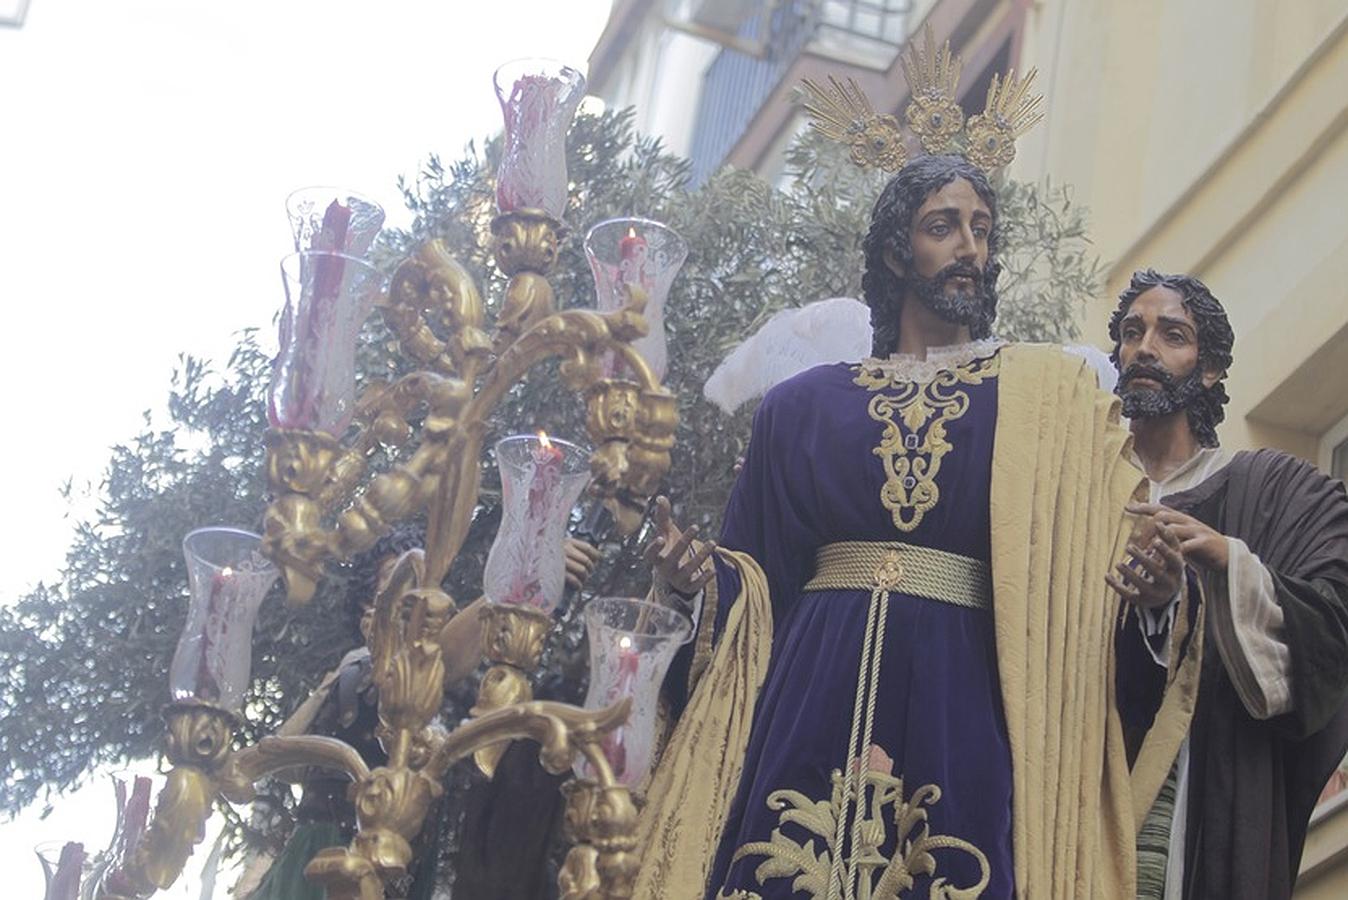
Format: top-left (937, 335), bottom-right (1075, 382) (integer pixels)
top-left (619, 226), bottom-right (646, 259)
top-left (618, 226), bottom-right (648, 285)
top-left (600, 635), bottom-right (641, 778)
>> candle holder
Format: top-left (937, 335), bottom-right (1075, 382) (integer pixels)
top-left (493, 58), bottom-right (586, 220)
top-left (285, 187), bottom-right (386, 256)
top-left (36, 841), bottom-right (89, 900)
top-left (268, 252), bottom-right (386, 437)
top-left (170, 527), bottom-right (279, 710)
top-left (575, 597), bottom-right (692, 789)
top-left (473, 434), bottom-right (591, 776)
top-left (484, 434), bottom-right (591, 613)
top-left (585, 218), bottom-right (689, 381)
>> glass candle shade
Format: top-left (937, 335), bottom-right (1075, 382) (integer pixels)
top-left (169, 527), bottom-right (279, 711)
top-left (36, 841), bottom-right (87, 900)
top-left (267, 251), bottom-right (384, 436)
top-left (585, 217), bottom-right (689, 381)
top-left (576, 597), bottom-right (693, 788)
top-left (482, 434), bottom-right (591, 614)
top-left (95, 771), bottom-right (159, 899)
top-left (493, 58), bottom-right (586, 219)
top-left (285, 187), bottom-right (386, 256)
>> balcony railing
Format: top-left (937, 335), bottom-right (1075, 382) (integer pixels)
top-left (686, 0), bottom-right (910, 185)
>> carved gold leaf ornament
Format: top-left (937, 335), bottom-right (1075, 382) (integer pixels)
top-left (901, 27), bottom-right (965, 155)
top-left (727, 767), bottom-right (991, 899)
top-left (799, 24), bottom-right (1044, 175)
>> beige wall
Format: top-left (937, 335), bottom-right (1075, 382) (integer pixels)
top-left (1012, 0), bottom-right (1348, 459)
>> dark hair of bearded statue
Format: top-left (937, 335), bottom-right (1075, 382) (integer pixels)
top-left (860, 154), bottom-right (1004, 358)
top-left (1108, 268), bottom-right (1235, 448)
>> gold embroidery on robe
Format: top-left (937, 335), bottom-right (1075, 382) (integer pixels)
top-left (724, 767), bottom-right (990, 899)
top-left (853, 353), bottom-right (1001, 532)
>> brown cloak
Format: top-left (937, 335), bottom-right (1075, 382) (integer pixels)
top-left (1163, 448), bottom-right (1348, 899)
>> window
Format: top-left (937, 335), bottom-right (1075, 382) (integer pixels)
top-left (810, 0), bottom-right (911, 68)
top-left (1319, 411), bottom-right (1348, 481)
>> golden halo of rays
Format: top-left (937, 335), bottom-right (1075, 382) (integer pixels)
top-left (800, 75), bottom-right (908, 172)
top-left (964, 68), bottom-right (1045, 171)
top-left (901, 25), bottom-right (965, 155)
top-left (794, 24), bottom-right (1046, 175)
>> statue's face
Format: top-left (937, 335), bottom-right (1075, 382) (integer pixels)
top-left (906, 177), bottom-right (992, 281)
top-left (1115, 285), bottom-right (1218, 418)
top-left (885, 177), bottom-right (993, 327)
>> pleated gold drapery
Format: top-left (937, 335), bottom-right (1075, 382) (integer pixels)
top-left (989, 344), bottom-right (1200, 898)
top-left (631, 549), bottom-right (774, 899)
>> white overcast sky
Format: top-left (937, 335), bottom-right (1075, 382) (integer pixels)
top-left (0, 0), bottom-right (613, 892)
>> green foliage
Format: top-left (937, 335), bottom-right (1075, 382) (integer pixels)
top-left (0, 107), bottom-right (1103, 871)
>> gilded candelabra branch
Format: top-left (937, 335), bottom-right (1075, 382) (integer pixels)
top-left (238, 209), bottom-right (668, 898)
top-left (264, 213), bottom-right (672, 604)
top-left (96, 703), bottom-right (235, 899)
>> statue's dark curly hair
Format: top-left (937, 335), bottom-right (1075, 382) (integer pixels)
top-left (1108, 268), bottom-right (1234, 447)
top-left (861, 155), bottom-right (1002, 357)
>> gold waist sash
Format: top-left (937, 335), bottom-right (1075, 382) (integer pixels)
top-left (802, 540), bottom-right (991, 610)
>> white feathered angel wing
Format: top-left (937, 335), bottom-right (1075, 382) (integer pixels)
top-left (703, 297), bottom-right (872, 414)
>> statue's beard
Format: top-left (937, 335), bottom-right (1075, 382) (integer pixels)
top-left (908, 262), bottom-right (992, 331)
top-left (1116, 362), bottom-right (1207, 419)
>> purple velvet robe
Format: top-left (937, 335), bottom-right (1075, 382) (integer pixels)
top-left (701, 355), bottom-right (1015, 899)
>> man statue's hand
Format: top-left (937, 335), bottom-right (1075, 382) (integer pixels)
top-left (564, 537), bottom-right (602, 591)
top-left (643, 496), bottom-right (716, 601)
top-left (1106, 517), bottom-right (1185, 609)
top-left (1127, 502), bottom-right (1230, 571)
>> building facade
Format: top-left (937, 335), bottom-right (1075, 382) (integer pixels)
top-left (588, 0), bottom-right (1030, 184)
top-left (589, 0), bottom-right (1348, 891)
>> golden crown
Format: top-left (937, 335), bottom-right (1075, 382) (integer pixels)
top-left (800, 25), bottom-right (1044, 173)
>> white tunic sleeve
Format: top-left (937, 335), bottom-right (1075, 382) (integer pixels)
top-left (1206, 537), bottom-right (1293, 718)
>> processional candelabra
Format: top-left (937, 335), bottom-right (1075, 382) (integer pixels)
top-left (86, 58), bottom-right (693, 900)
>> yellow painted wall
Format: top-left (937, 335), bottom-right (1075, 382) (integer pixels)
top-left (1011, 0), bottom-right (1348, 458)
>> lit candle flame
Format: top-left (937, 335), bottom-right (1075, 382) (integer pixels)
top-left (619, 635), bottom-right (633, 650)
top-left (626, 226), bottom-right (637, 239)
top-left (220, 567), bottom-right (234, 578)
top-left (537, 430), bottom-right (552, 450)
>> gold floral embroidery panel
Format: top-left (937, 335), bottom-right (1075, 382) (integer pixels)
top-left (853, 353), bottom-right (1001, 533)
top-left (719, 766), bottom-right (990, 899)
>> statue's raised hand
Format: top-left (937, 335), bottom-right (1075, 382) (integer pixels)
top-left (643, 496), bottom-right (716, 601)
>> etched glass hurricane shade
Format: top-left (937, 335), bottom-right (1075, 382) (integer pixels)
top-left (285, 187), bottom-right (386, 256)
top-left (585, 217), bottom-right (689, 381)
top-left (36, 841), bottom-right (89, 900)
top-left (483, 434), bottom-right (591, 614)
top-left (169, 527), bottom-right (279, 711)
top-left (493, 58), bottom-right (586, 218)
top-left (267, 251), bottom-right (385, 436)
top-left (577, 597), bottom-right (692, 788)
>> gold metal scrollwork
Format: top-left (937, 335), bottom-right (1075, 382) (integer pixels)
top-left (112, 208), bottom-right (671, 899)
